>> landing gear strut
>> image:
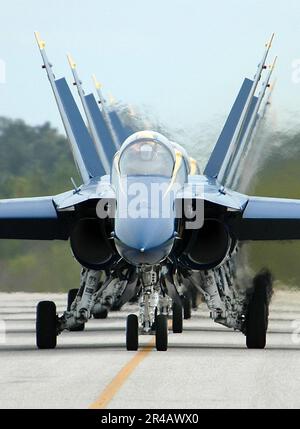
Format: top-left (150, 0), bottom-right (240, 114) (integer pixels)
top-left (67, 289), bottom-right (85, 332)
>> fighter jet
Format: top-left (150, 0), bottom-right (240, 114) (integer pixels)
top-left (0, 33), bottom-right (294, 352)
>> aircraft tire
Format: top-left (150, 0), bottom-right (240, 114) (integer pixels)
top-left (36, 301), bottom-right (57, 349)
top-left (183, 296), bottom-right (192, 320)
top-left (246, 284), bottom-right (268, 349)
top-left (93, 309), bottom-right (108, 320)
top-left (172, 303), bottom-right (183, 334)
top-left (155, 314), bottom-right (168, 351)
top-left (126, 314), bottom-right (139, 351)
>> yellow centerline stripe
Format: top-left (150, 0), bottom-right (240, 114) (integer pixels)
top-left (89, 320), bottom-right (173, 409)
top-left (89, 338), bottom-right (155, 409)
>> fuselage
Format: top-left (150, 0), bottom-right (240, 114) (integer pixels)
top-left (111, 131), bottom-right (200, 267)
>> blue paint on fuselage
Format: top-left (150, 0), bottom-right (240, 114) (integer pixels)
top-left (114, 176), bottom-right (176, 266)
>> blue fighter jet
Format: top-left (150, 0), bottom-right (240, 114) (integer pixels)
top-left (0, 34), bottom-right (292, 351)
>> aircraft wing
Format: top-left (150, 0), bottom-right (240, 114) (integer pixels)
top-left (180, 178), bottom-right (300, 242)
top-left (0, 197), bottom-right (70, 240)
top-left (0, 179), bottom-right (116, 240)
top-left (228, 197), bottom-right (300, 241)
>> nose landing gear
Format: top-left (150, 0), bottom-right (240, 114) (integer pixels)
top-left (125, 268), bottom-right (175, 352)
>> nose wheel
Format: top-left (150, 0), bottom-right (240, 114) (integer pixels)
top-left (126, 313), bottom-right (169, 351)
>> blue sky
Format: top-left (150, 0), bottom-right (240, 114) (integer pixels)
top-left (0, 0), bottom-right (300, 141)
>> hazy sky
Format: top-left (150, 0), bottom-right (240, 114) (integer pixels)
top-left (1, 0), bottom-right (300, 141)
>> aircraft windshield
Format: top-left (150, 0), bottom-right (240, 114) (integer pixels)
top-left (119, 139), bottom-right (174, 177)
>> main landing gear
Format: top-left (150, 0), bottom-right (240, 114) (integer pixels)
top-left (36, 301), bottom-right (57, 350)
top-left (245, 270), bottom-right (272, 349)
top-left (36, 267), bottom-right (184, 352)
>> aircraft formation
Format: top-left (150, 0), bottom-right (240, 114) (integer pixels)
top-left (0, 33), bottom-right (296, 352)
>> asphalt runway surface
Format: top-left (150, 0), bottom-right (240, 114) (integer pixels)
top-left (1, 290), bottom-right (300, 409)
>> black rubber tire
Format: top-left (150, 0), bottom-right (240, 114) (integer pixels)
top-left (172, 303), bottom-right (183, 334)
top-left (183, 296), bottom-right (192, 320)
top-left (70, 323), bottom-right (85, 332)
top-left (111, 303), bottom-right (122, 312)
top-left (155, 315), bottom-right (168, 351)
top-left (94, 309), bottom-right (108, 320)
top-left (67, 289), bottom-right (85, 332)
top-left (246, 288), bottom-right (268, 350)
top-left (126, 314), bottom-right (139, 351)
top-left (36, 301), bottom-right (57, 350)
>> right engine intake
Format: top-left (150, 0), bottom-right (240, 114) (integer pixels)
top-left (179, 219), bottom-right (232, 271)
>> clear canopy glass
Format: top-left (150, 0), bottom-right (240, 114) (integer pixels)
top-left (119, 139), bottom-right (175, 177)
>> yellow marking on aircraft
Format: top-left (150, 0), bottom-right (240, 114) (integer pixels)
top-left (189, 158), bottom-right (198, 176)
top-left (92, 74), bottom-right (102, 90)
top-left (108, 93), bottom-right (116, 106)
top-left (265, 32), bottom-right (275, 49)
top-left (34, 31), bottom-right (46, 50)
top-left (164, 149), bottom-right (183, 197)
top-left (67, 54), bottom-right (76, 70)
top-left (89, 338), bottom-right (155, 409)
top-left (137, 131), bottom-right (155, 140)
top-left (271, 56), bottom-right (278, 70)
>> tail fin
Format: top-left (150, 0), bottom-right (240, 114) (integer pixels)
top-left (67, 54), bottom-right (110, 174)
top-left (108, 109), bottom-right (134, 145)
top-left (92, 75), bottom-right (120, 151)
top-left (229, 62), bottom-right (277, 189)
top-left (204, 78), bottom-right (255, 179)
top-left (106, 95), bottom-right (136, 144)
top-left (84, 93), bottom-right (117, 166)
top-left (204, 34), bottom-right (274, 184)
top-left (226, 58), bottom-right (277, 186)
top-left (35, 33), bottom-right (105, 182)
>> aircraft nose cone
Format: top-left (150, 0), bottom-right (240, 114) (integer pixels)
top-left (114, 217), bottom-right (175, 266)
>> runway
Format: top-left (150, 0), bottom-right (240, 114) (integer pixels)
top-left (1, 290), bottom-right (300, 409)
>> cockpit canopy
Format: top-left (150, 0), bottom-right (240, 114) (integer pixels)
top-left (119, 131), bottom-right (175, 178)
